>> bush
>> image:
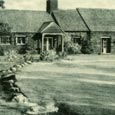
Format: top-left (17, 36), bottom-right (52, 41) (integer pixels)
top-left (64, 42), bottom-right (81, 54)
top-left (18, 44), bottom-right (31, 54)
top-left (0, 46), bottom-right (4, 56)
top-left (81, 40), bottom-right (93, 54)
top-left (40, 50), bottom-right (57, 62)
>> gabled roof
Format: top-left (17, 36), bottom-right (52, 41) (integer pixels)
top-left (77, 8), bottom-right (115, 32)
top-left (39, 21), bottom-right (63, 33)
top-left (52, 10), bottom-right (89, 32)
top-left (0, 9), bottom-right (53, 33)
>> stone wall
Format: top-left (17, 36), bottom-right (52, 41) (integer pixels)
top-left (0, 33), bottom-right (37, 54)
top-left (91, 32), bottom-right (115, 54)
top-left (64, 31), bottom-right (89, 43)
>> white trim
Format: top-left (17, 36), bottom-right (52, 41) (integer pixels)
top-left (15, 36), bottom-right (26, 45)
top-left (0, 43), bottom-right (11, 45)
top-left (101, 36), bottom-right (111, 39)
top-left (41, 22), bottom-right (53, 33)
top-left (41, 22), bottom-right (64, 33)
top-left (43, 33), bottom-right (63, 36)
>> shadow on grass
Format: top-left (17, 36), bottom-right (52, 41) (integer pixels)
top-left (51, 103), bottom-right (115, 115)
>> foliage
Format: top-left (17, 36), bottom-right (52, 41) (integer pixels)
top-left (40, 50), bottom-right (57, 62)
top-left (0, 23), bottom-right (13, 56)
top-left (58, 52), bottom-right (67, 59)
top-left (0, 23), bottom-right (11, 34)
top-left (81, 40), bottom-right (93, 54)
top-left (64, 41), bottom-right (81, 54)
top-left (18, 43), bottom-right (31, 54)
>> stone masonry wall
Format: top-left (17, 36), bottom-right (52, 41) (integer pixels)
top-left (91, 32), bottom-right (115, 54)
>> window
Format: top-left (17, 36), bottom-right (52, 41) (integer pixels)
top-left (71, 35), bottom-right (81, 45)
top-left (16, 36), bottom-right (26, 45)
top-left (0, 36), bottom-right (11, 45)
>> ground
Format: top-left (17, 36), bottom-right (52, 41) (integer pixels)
top-left (1, 54), bottom-right (115, 115)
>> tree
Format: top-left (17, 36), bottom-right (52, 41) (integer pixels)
top-left (0, 23), bottom-right (13, 56)
top-left (0, 23), bottom-right (12, 34)
top-left (0, 0), bottom-right (5, 9)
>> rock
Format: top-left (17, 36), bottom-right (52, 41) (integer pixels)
top-left (45, 102), bottom-right (58, 113)
top-left (7, 69), bottom-right (12, 74)
top-left (9, 87), bottom-right (16, 92)
top-left (1, 74), bottom-right (17, 82)
top-left (24, 62), bottom-right (28, 65)
top-left (12, 94), bottom-right (28, 103)
top-left (20, 64), bottom-right (24, 67)
top-left (0, 70), bottom-right (7, 77)
top-left (15, 65), bottom-right (22, 69)
top-left (26, 105), bottom-right (45, 115)
top-left (10, 67), bottom-right (17, 73)
top-left (26, 61), bottom-right (32, 64)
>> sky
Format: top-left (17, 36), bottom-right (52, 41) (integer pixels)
top-left (4, 0), bottom-right (115, 11)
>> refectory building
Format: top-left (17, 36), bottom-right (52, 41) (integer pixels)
top-left (0, 0), bottom-right (115, 54)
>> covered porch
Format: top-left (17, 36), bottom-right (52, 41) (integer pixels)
top-left (38, 22), bottom-right (64, 53)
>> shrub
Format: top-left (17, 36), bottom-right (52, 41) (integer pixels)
top-left (81, 40), bottom-right (93, 54)
top-left (18, 44), bottom-right (31, 54)
top-left (40, 50), bottom-right (57, 62)
top-left (58, 52), bottom-right (67, 58)
top-left (64, 42), bottom-right (81, 54)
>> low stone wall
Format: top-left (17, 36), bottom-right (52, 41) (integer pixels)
top-left (0, 59), bottom-right (58, 115)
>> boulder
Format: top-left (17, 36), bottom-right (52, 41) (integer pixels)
top-left (1, 74), bottom-right (17, 83)
top-left (10, 67), bottom-right (17, 73)
top-left (26, 61), bottom-right (32, 64)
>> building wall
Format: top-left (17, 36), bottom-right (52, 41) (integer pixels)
top-left (91, 32), bottom-right (115, 54)
top-left (64, 31), bottom-right (89, 42)
top-left (0, 33), bottom-right (37, 54)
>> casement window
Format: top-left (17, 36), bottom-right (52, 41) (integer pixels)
top-left (16, 36), bottom-right (26, 45)
top-left (0, 36), bottom-right (11, 45)
top-left (71, 35), bottom-right (81, 45)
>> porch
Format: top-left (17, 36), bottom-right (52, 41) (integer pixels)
top-left (38, 22), bottom-right (64, 53)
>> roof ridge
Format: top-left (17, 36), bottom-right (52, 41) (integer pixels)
top-left (77, 9), bottom-right (90, 31)
top-left (53, 9), bottom-right (76, 12)
top-left (77, 7), bottom-right (115, 11)
top-left (0, 9), bottom-right (47, 12)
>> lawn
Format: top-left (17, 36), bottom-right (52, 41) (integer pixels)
top-left (1, 54), bottom-right (115, 115)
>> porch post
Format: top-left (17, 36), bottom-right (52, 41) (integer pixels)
top-left (46, 38), bottom-right (49, 51)
top-left (61, 35), bottom-right (64, 52)
top-left (42, 34), bottom-right (44, 52)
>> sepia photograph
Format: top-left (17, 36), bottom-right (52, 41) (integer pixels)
top-left (0, 0), bottom-right (115, 115)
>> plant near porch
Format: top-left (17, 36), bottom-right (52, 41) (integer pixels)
top-left (81, 40), bottom-right (93, 54)
top-left (64, 41), bottom-right (81, 54)
top-left (40, 50), bottom-right (57, 62)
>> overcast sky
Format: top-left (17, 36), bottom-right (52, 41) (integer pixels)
top-left (5, 0), bottom-right (115, 11)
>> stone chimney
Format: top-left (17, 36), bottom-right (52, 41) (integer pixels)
top-left (46, 0), bottom-right (58, 14)
top-left (0, 0), bottom-right (5, 9)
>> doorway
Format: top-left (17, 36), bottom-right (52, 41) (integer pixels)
top-left (44, 37), bottom-right (53, 51)
top-left (101, 37), bottom-right (111, 54)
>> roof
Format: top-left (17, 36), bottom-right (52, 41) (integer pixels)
top-left (52, 10), bottom-right (89, 32)
top-left (39, 21), bottom-right (63, 33)
top-left (77, 8), bottom-right (115, 32)
top-left (0, 9), bottom-right (53, 33)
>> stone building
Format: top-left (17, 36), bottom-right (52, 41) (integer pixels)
top-left (0, 0), bottom-right (115, 54)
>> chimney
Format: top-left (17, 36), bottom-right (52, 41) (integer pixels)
top-left (46, 0), bottom-right (58, 14)
top-left (0, 0), bottom-right (5, 9)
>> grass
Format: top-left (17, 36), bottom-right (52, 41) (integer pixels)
top-left (16, 54), bottom-right (115, 115)
top-left (1, 54), bottom-right (115, 115)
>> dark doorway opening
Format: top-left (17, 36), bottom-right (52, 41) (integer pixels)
top-left (101, 37), bottom-right (111, 54)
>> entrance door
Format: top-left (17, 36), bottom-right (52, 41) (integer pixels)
top-left (44, 37), bottom-right (53, 51)
top-left (102, 37), bottom-right (111, 54)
